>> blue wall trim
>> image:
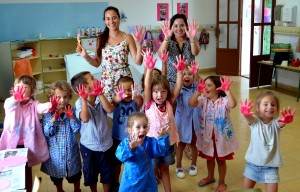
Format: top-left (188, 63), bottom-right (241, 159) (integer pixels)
top-left (0, 2), bottom-right (108, 42)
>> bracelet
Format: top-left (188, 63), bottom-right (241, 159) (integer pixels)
top-left (164, 37), bottom-right (170, 42)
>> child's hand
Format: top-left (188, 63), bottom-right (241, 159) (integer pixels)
top-left (65, 105), bottom-right (74, 119)
top-left (142, 48), bottom-right (157, 69)
top-left (188, 60), bottom-right (199, 75)
top-left (197, 78), bottom-right (207, 93)
top-left (160, 49), bottom-right (169, 62)
top-left (216, 76), bottom-right (233, 91)
top-left (132, 25), bottom-right (145, 43)
top-left (278, 107), bottom-right (296, 124)
top-left (115, 85), bottom-right (126, 99)
top-left (52, 110), bottom-right (61, 122)
top-left (172, 54), bottom-right (186, 71)
top-left (90, 80), bottom-right (105, 96)
top-left (11, 86), bottom-right (29, 101)
top-left (131, 84), bottom-right (140, 100)
top-left (185, 19), bottom-right (198, 39)
top-left (48, 96), bottom-right (59, 112)
top-left (129, 134), bottom-right (143, 149)
top-left (157, 125), bottom-right (169, 137)
top-left (76, 84), bottom-right (89, 100)
top-left (240, 99), bottom-right (254, 115)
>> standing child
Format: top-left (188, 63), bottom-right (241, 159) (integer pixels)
top-left (0, 75), bottom-right (56, 191)
top-left (143, 49), bottom-right (183, 192)
top-left (41, 80), bottom-right (82, 192)
top-left (189, 76), bottom-right (239, 192)
top-left (175, 61), bottom-right (201, 179)
top-left (110, 76), bottom-right (143, 190)
top-left (115, 112), bottom-right (170, 192)
top-left (71, 71), bottom-right (114, 192)
top-left (240, 91), bottom-right (296, 192)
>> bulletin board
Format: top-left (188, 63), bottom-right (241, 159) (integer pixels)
top-left (0, 2), bottom-right (108, 42)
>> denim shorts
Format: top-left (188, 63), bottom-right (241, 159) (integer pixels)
top-left (80, 144), bottom-right (112, 186)
top-left (243, 162), bottom-right (279, 183)
top-left (152, 145), bottom-right (175, 168)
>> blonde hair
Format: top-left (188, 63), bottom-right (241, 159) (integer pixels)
top-left (48, 80), bottom-right (73, 100)
top-left (127, 112), bottom-right (148, 132)
top-left (255, 91), bottom-right (280, 117)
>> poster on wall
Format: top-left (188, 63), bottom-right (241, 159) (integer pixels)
top-left (157, 3), bottom-right (169, 21)
top-left (177, 3), bottom-right (188, 19)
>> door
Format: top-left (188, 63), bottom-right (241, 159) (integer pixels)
top-left (249, 0), bottom-right (275, 87)
top-left (216, 0), bottom-right (241, 75)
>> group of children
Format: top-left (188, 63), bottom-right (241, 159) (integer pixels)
top-left (0, 49), bottom-right (296, 192)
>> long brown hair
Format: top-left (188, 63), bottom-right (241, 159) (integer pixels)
top-left (96, 6), bottom-right (120, 60)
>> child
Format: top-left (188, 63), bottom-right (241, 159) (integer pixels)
top-left (175, 61), bottom-right (201, 179)
top-left (41, 80), bottom-right (82, 192)
top-left (240, 91), bottom-right (296, 192)
top-left (0, 75), bottom-right (56, 191)
top-left (110, 76), bottom-right (143, 190)
top-left (143, 49), bottom-right (183, 192)
top-left (71, 71), bottom-right (114, 192)
top-left (189, 76), bottom-right (239, 192)
top-left (115, 112), bottom-right (170, 192)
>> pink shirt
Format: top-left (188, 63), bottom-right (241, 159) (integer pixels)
top-left (145, 100), bottom-right (179, 145)
top-left (0, 97), bottom-right (50, 167)
top-left (196, 96), bottom-right (239, 157)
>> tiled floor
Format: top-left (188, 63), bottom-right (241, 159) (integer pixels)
top-left (1, 73), bottom-right (300, 192)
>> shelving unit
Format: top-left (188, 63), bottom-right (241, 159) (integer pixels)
top-left (273, 26), bottom-right (300, 36)
top-left (0, 40), bottom-right (43, 100)
top-left (40, 38), bottom-right (77, 91)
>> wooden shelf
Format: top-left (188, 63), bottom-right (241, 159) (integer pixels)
top-left (42, 56), bottom-right (64, 60)
top-left (274, 26), bottom-right (300, 36)
top-left (43, 68), bottom-right (66, 73)
top-left (32, 72), bottom-right (42, 76)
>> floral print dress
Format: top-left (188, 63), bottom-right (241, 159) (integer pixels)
top-left (101, 35), bottom-right (132, 102)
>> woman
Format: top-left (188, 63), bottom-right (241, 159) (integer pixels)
top-left (158, 14), bottom-right (200, 90)
top-left (76, 6), bottom-right (145, 102)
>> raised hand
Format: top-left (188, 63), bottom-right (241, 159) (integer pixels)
top-left (142, 48), bottom-right (157, 69)
top-left (197, 78), bottom-right (207, 93)
top-left (160, 20), bottom-right (173, 40)
top-left (216, 76), bottom-right (233, 91)
top-left (76, 44), bottom-right (88, 58)
top-left (160, 49), bottom-right (169, 62)
top-left (48, 96), bottom-right (59, 112)
top-left (188, 60), bottom-right (199, 75)
top-left (240, 99), bottom-right (254, 115)
top-left (76, 84), bottom-right (89, 100)
top-left (11, 86), bottom-right (29, 101)
top-left (172, 55), bottom-right (186, 71)
top-left (65, 105), bottom-right (74, 119)
top-left (157, 125), bottom-right (169, 137)
top-left (90, 80), bottom-right (105, 96)
top-left (115, 85), bottom-right (126, 99)
top-left (132, 25), bottom-right (145, 43)
top-left (185, 19), bottom-right (198, 39)
top-left (129, 133), bottom-right (143, 149)
top-left (278, 107), bottom-right (296, 124)
top-left (131, 84), bottom-right (140, 100)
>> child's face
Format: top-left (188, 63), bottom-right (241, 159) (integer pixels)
top-left (55, 89), bottom-right (70, 110)
top-left (256, 96), bottom-right (278, 119)
top-left (83, 73), bottom-right (96, 93)
top-left (128, 117), bottom-right (149, 142)
top-left (183, 69), bottom-right (194, 87)
top-left (204, 79), bottom-right (219, 101)
top-left (14, 82), bottom-right (33, 99)
top-left (119, 81), bottom-right (133, 102)
top-left (152, 84), bottom-right (168, 105)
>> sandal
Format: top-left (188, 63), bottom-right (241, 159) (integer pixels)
top-left (215, 184), bottom-right (227, 192)
top-left (198, 177), bottom-right (216, 187)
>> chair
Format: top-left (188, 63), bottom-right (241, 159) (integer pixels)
top-left (228, 188), bottom-right (262, 192)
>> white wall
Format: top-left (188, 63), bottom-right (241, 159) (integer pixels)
top-left (275, 0), bottom-right (300, 89)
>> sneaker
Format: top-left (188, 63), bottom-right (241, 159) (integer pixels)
top-left (188, 165), bottom-right (197, 176)
top-left (176, 168), bottom-right (186, 179)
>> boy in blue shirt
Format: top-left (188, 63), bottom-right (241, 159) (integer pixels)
top-left (71, 71), bottom-right (114, 192)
